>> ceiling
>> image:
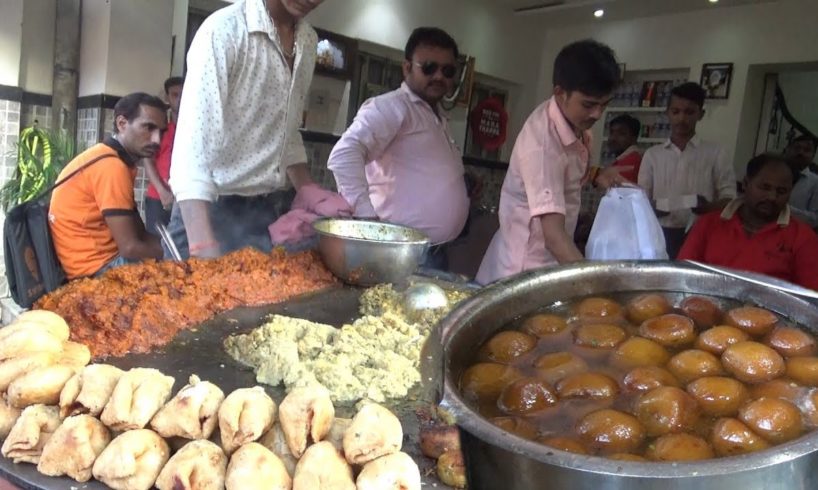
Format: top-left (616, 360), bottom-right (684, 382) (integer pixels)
top-left (502, 0), bottom-right (776, 24)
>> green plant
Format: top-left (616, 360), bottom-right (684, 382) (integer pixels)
top-left (0, 125), bottom-right (81, 212)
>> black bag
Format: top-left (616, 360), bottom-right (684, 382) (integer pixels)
top-left (3, 153), bottom-right (116, 308)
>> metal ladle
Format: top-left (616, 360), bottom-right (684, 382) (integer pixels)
top-left (403, 282), bottom-right (449, 319)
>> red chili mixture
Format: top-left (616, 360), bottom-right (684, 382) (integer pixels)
top-left (35, 248), bottom-right (337, 358)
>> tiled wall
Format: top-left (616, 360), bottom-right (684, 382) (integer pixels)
top-left (77, 107), bottom-right (100, 150)
top-left (0, 99), bottom-right (22, 298)
top-left (20, 104), bottom-right (52, 131)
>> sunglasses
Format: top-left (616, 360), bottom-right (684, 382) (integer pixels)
top-left (413, 61), bottom-right (457, 79)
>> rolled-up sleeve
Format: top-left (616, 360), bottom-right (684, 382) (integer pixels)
top-left (328, 97), bottom-right (404, 217)
top-left (169, 21), bottom-right (234, 203)
top-left (714, 146), bottom-right (737, 200)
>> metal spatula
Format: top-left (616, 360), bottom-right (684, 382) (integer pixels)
top-left (156, 223), bottom-right (183, 262)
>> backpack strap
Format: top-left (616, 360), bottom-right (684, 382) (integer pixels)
top-left (47, 153), bottom-right (119, 195)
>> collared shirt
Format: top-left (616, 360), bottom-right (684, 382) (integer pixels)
top-left (50, 136), bottom-right (139, 279)
top-left (327, 83), bottom-right (469, 244)
top-left (476, 97), bottom-right (591, 285)
top-left (170, 0), bottom-right (317, 202)
top-left (146, 121), bottom-right (175, 200)
top-left (638, 135), bottom-right (736, 228)
top-left (678, 198), bottom-right (818, 290)
top-left (612, 145), bottom-right (642, 183)
top-left (789, 169), bottom-right (818, 228)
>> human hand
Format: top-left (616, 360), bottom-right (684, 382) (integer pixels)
top-left (595, 166), bottom-right (633, 189)
top-left (158, 188), bottom-right (174, 210)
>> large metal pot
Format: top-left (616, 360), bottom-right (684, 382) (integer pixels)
top-left (431, 261), bottom-right (818, 490)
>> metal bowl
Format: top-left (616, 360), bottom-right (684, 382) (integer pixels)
top-left (312, 218), bottom-right (430, 286)
top-left (429, 261), bottom-right (818, 490)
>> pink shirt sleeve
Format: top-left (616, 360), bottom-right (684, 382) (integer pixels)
top-left (517, 147), bottom-right (569, 218)
top-left (328, 96), bottom-right (405, 218)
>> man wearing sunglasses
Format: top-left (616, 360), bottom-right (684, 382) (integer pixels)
top-left (328, 27), bottom-right (469, 269)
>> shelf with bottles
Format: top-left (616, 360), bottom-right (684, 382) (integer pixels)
top-left (610, 78), bottom-right (687, 109)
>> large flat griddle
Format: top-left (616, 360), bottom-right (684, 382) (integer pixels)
top-left (0, 285), bottom-right (452, 489)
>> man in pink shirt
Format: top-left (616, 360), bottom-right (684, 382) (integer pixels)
top-left (328, 27), bottom-right (469, 268)
top-left (477, 39), bottom-right (625, 284)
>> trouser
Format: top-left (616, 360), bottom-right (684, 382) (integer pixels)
top-left (144, 197), bottom-right (171, 236)
top-left (93, 255), bottom-right (138, 277)
top-left (662, 227), bottom-right (687, 260)
top-left (164, 189), bottom-right (296, 260)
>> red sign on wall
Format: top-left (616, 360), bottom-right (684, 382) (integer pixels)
top-left (469, 96), bottom-right (508, 151)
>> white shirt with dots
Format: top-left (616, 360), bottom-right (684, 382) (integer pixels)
top-left (170, 0), bottom-right (317, 202)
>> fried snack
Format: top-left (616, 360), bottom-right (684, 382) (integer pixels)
top-left (155, 439), bottom-right (227, 490)
top-left (292, 441), bottom-right (355, 490)
top-left (225, 442), bottom-right (291, 490)
top-left (219, 386), bottom-right (276, 455)
top-left (258, 424), bottom-right (298, 476)
top-left (37, 414), bottom-right (111, 482)
top-left (325, 417), bottom-right (352, 452)
top-left (0, 404), bottom-right (60, 464)
top-left (57, 341), bottom-right (91, 368)
top-left (436, 449), bottom-right (467, 488)
top-left (92, 429), bottom-right (170, 490)
top-left (279, 385), bottom-right (333, 458)
top-left (35, 249), bottom-right (336, 358)
top-left (343, 402), bottom-right (402, 465)
top-left (100, 368), bottom-right (175, 431)
top-left (7, 364), bottom-right (77, 408)
top-left (0, 395), bottom-right (21, 440)
top-left (0, 314), bottom-right (69, 343)
top-left (0, 327), bottom-right (63, 361)
top-left (0, 352), bottom-right (57, 393)
top-left (356, 451), bottom-right (421, 490)
top-left (151, 375), bottom-right (224, 440)
top-left (60, 364), bottom-right (125, 418)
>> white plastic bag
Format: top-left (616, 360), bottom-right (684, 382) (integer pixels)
top-left (585, 186), bottom-right (669, 260)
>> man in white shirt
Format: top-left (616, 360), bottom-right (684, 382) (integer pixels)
top-left (637, 82), bottom-right (736, 258)
top-left (786, 134), bottom-right (818, 228)
top-left (168, 0), bottom-right (332, 258)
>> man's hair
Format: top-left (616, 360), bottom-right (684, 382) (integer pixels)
top-left (552, 39), bottom-right (620, 97)
top-left (404, 27), bottom-right (459, 61)
top-left (164, 76), bottom-right (184, 94)
top-left (746, 153), bottom-right (797, 184)
top-left (670, 82), bottom-right (706, 109)
top-left (790, 133), bottom-right (818, 151)
top-left (609, 114), bottom-right (641, 138)
top-left (112, 92), bottom-right (167, 133)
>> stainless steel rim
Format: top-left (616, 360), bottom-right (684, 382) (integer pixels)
top-left (312, 218), bottom-right (430, 246)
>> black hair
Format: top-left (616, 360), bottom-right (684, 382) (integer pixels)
top-left (746, 153), bottom-right (797, 185)
top-left (164, 76), bottom-right (184, 94)
top-left (552, 39), bottom-right (620, 97)
top-left (112, 92), bottom-right (167, 133)
top-left (670, 82), bottom-right (706, 109)
top-left (609, 114), bottom-right (640, 138)
top-left (404, 27), bottom-right (459, 61)
top-left (790, 133), bottom-right (818, 150)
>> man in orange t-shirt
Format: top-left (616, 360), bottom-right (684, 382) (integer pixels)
top-left (49, 93), bottom-right (166, 279)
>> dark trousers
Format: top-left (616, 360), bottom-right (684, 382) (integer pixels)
top-left (662, 227), bottom-right (687, 260)
top-left (164, 190), bottom-right (295, 260)
top-left (144, 197), bottom-right (171, 236)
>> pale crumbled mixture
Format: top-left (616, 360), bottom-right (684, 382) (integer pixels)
top-left (224, 284), bottom-right (470, 405)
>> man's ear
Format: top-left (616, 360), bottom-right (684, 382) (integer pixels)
top-left (698, 109), bottom-right (706, 121)
top-left (402, 60), bottom-right (411, 79)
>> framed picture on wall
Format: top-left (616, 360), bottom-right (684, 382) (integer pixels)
top-left (314, 28), bottom-right (358, 80)
top-left (701, 63), bottom-right (733, 99)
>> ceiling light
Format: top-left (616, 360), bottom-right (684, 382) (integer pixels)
top-left (709, 0), bottom-right (719, 3)
top-left (594, 8), bottom-right (604, 17)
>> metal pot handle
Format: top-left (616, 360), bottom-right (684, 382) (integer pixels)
top-left (683, 260), bottom-right (818, 301)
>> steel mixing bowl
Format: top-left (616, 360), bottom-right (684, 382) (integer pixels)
top-left (312, 218), bottom-right (430, 286)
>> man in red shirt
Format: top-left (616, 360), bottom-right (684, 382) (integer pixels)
top-left (144, 76), bottom-right (183, 235)
top-left (678, 153), bottom-right (818, 290)
top-left (607, 114), bottom-right (642, 183)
